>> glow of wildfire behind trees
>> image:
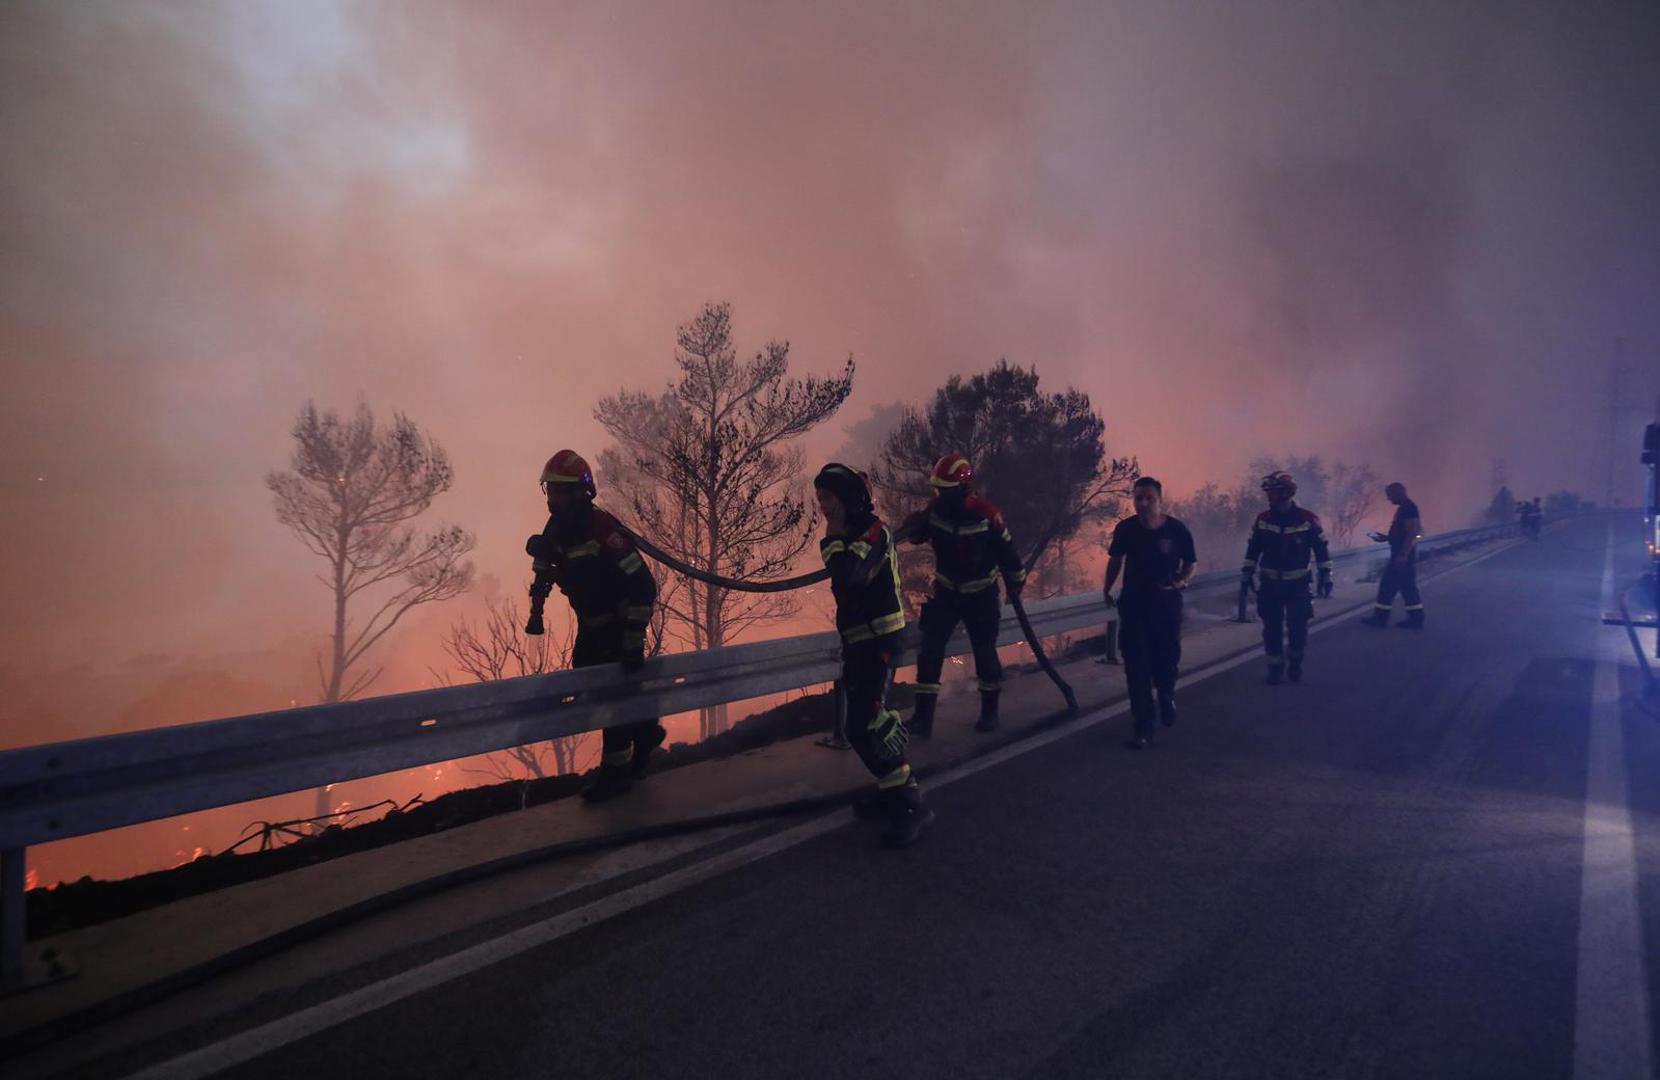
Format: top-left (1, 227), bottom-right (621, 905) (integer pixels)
top-left (870, 360), bottom-right (1139, 610)
top-left (594, 301), bottom-right (855, 738)
top-left (267, 401), bottom-right (476, 817)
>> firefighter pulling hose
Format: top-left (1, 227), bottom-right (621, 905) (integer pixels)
top-left (525, 449), bottom-right (1081, 788)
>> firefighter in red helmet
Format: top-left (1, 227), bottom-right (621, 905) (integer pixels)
top-left (1241, 471), bottom-right (1333, 685)
top-left (526, 449), bottom-right (664, 802)
top-left (900, 452), bottom-right (1026, 736)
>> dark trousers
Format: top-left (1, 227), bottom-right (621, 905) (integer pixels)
top-left (914, 589), bottom-right (1003, 696)
top-left (1258, 580), bottom-right (1312, 665)
top-left (1119, 590), bottom-right (1183, 738)
top-left (573, 621), bottom-right (658, 768)
top-left (843, 636), bottom-right (912, 787)
top-left (1373, 559), bottom-right (1423, 618)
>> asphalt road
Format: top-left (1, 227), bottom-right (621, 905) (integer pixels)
top-left (110, 515), bottom-right (1660, 1078)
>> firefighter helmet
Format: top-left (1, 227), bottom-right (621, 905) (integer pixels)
top-left (813, 462), bottom-right (874, 517)
top-left (929, 452), bottom-right (973, 489)
top-left (540, 449), bottom-right (596, 499)
top-left (1260, 471), bottom-right (1297, 498)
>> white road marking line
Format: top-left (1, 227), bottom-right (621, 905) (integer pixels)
top-left (128, 537), bottom-right (1526, 1079)
top-left (1572, 524), bottom-right (1654, 1079)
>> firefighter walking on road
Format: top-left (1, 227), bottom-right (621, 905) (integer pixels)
top-left (815, 463), bottom-right (933, 848)
top-left (1242, 472), bottom-right (1333, 685)
top-left (1362, 481), bottom-right (1425, 629)
top-left (899, 452), bottom-right (1027, 736)
top-left (525, 449), bottom-right (665, 803)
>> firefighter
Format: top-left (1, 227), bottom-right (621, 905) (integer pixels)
top-left (814, 463), bottom-right (933, 848)
top-left (1241, 471), bottom-right (1333, 685)
top-left (525, 449), bottom-right (664, 803)
top-left (1362, 481), bottom-right (1424, 628)
top-left (899, 452), bottom-right (1026, 736)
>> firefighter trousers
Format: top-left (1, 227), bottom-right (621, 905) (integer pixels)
top-left (1257, 580), bottom-right (1313, 666)
top-left (1118, 589), bottom-right (1183, 738)
top-left (914, 589), bottom-right (1003, 697)
top-left (1374, 559), bottom-right (1423, 619)
top-left (573, 621), bottom-right (659, 769)
top-left (842, 636), bottom-right (913, 790)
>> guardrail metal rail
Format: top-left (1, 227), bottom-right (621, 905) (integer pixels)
top-left (0, 520), bottom-right (1522, 986)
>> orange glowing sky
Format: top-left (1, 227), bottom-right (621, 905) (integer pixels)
top-left (3, 0), bottom-right (1660, 742)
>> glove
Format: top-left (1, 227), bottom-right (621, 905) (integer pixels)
top-left (526, 534), bottom-right (547, 559)
top-left (524, 611), bottom-right (544, 636)
top-left (1318, 571), bottom-right (1333, 598)
top-left (869, 707), bottom-right (909, 758)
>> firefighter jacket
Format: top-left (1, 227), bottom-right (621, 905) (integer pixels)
top-left (531, 505), bottom-right (656, 651)
top-left (820, 515), bottom-right (906, 644)
top-left (1242, 503), bottom-right (1333, 583)
top-left (909, 494), bottom-right (1027, 596)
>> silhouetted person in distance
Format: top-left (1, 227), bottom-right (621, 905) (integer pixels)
top-left (1103, 477), bottom-right (1197, 749)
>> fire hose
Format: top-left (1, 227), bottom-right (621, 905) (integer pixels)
top-left (624, 526), bottom-right (1078, 712)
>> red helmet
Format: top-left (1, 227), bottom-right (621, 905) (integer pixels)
top-left (929, 452), bottom-right (973, 489)
top-left (540, 449), bottom-right (596, 499)
top-left (1260, 471), bottom-right (1296, 498)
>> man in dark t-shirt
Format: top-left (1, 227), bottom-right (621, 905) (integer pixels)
top-left (1362, 481), bottom-right (1424, 628)
top-left (1103, 476), bottom-right (1198, 748)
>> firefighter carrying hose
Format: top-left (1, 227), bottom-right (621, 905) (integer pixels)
top-left (1242, 471), bottom-right (1333, 685)
top-left (815, 463), bottom-right (933, 848)
top-left (525, 449), bottom-right (664, 803)
top-left (898, 452), bottom-right (1026, 736)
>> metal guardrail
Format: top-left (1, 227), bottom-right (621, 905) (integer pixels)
top-left (0, 519), bottom-right (1522, 984)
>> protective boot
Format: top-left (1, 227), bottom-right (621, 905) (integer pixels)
top-left (1266, 662), bottom-right (1284, 686)
top-left (910, 694), bottom-right (938, 739)
top-left (1157, 691), bottom-right (1177, 727)
top-left (1287, 657), bottom-right (1303, 683)
top-left (580, 764), bottom-right (634, 804)
top-left (881, 781), bottom-right (934, 849)
top-left (851, 785), bottom-right (885, 820)
top-left (630, 723), bottom-right (668, 780)
top-left (975, 691), bottom-right (1000, 732)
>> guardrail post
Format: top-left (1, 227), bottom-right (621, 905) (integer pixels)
top-left (2, 846), bottom-right (23, 987)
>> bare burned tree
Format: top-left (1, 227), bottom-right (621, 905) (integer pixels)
top-left (435, 598), bottom-right (587, 781)
top-left (267, 401), bottom-right (475, 817)
top-left (595, 302), bottom-right (855, 738)
top-left (1326, 460), bottom-right (1380, 546)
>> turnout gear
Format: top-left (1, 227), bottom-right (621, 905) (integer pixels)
top-left (1243, 500), bottom-right (1332, 679)
top-left (540, 449), bottom-right (597, 499)
top-left (528, 463), bottom-right (661, 800)
top-left (818, 491), bottom-right (930, 845)
top-left (903, 458), bottom-right (1026, 734)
